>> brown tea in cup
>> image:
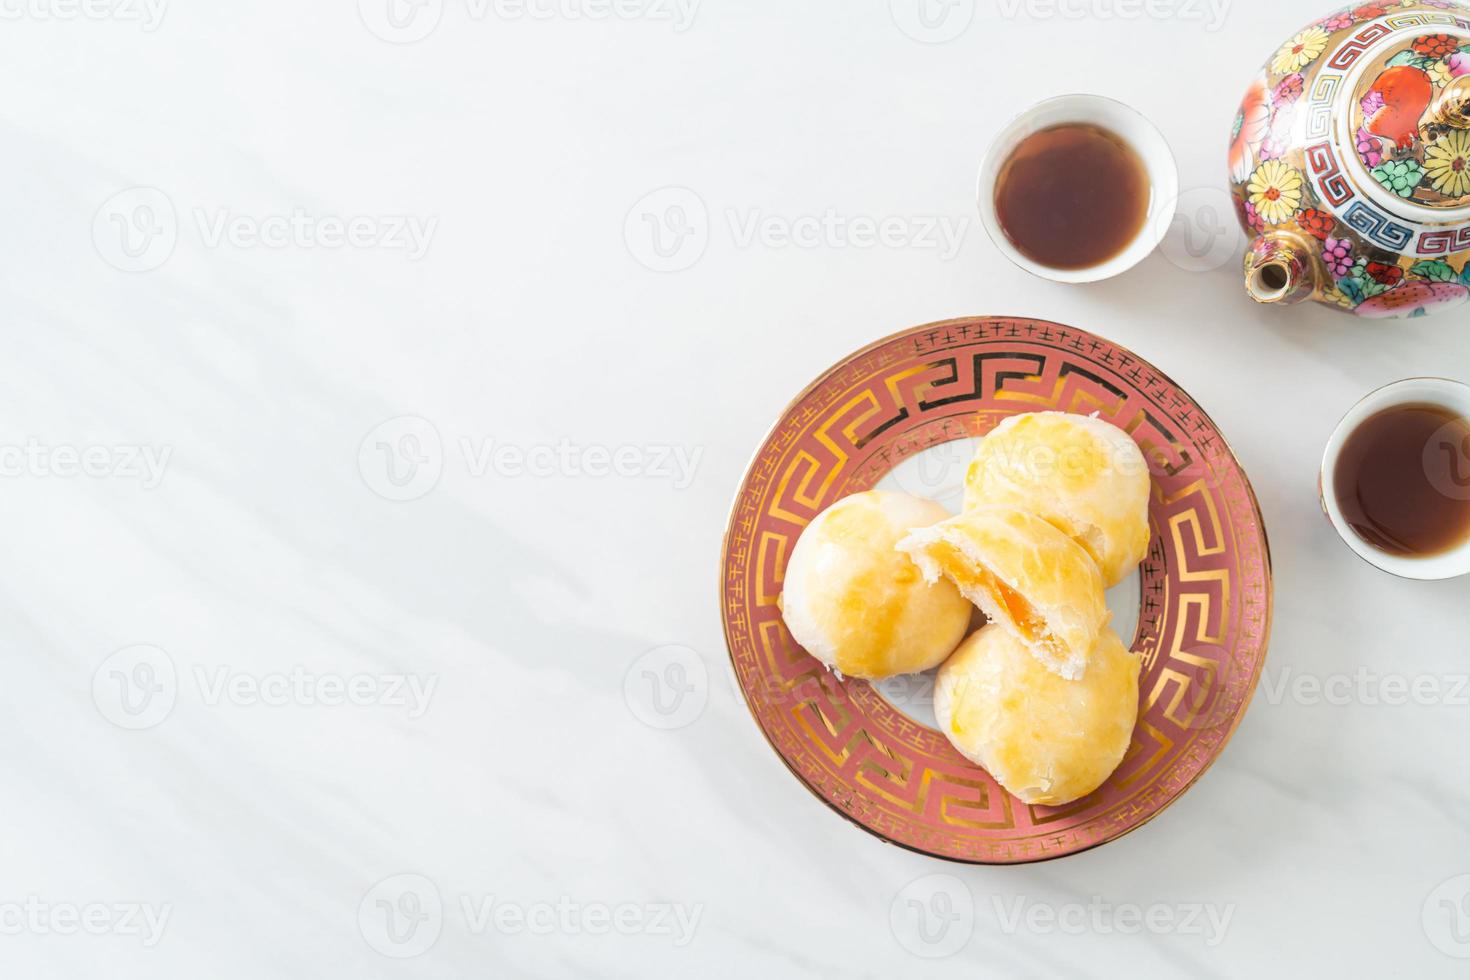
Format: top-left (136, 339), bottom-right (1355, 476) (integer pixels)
top-left (1332, 403), bottom-right (1470, 557)
top-left (993, 124), bottom-right (1150, 271)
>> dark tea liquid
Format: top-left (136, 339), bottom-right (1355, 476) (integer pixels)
top-left (1333, 403), bottom-right (1470, 557)
top-left (994, 124), bottom-right (1150, 271)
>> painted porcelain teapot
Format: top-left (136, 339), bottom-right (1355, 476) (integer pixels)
top-left (1229, 1), bottom-right (1470, 318)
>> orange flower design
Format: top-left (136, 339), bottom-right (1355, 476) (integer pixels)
top-left (1229, 78), bottom-right (1272, 183)
top-left (1413, 34), bottom-right (1459, 60)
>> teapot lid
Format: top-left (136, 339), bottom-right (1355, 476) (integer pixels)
top-left (1347, 26), bottom-right (1470, 211)
top-left (1281, 7), bottom-right (1470, 262)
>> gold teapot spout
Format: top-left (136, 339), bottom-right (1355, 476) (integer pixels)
top-left (1244, 231), bottom-right (1320, 306)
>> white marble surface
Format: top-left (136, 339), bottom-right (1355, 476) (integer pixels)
top-left (4, 1), bottom-right (1470, 976)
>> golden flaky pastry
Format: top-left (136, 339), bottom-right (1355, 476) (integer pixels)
top-left (935, 625), bottom-right (1141, 806)
top-left (781, 492), bottom-right (972, 681)
top-left (897, 506), bottom-right (1108, 680)
top-left (963, 412), bottom-right (1151, 588)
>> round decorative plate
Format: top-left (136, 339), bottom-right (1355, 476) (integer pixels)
top-left (719, 317), bottom-right (1273, 864)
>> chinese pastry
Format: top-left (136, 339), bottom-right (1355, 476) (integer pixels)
top-left (898, 505), bottom-right (1109, 681)
top-left (935, 624), bottom-right (1141, 806)
top-left (781, 491), bottom-right (972, 680)
top-left (963, 411), bottom-right (1151, 588)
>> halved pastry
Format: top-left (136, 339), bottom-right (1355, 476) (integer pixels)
top-left (935, 625), bottom-right (1141, 806)
top-left (897, 506), bottom-right (1108, 680)
top-left (963, 412), bottom-right (1151, 588)
top-left (781, 491), bottom-right (973, 680)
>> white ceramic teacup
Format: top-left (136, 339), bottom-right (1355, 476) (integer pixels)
top-left (1320, 378), bottom-right (1470, 581)
top-left (976, 94), bottom-right (1178, 285)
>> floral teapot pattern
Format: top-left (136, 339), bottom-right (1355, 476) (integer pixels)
top-left (1229, 1), bottom-right (1470, 318)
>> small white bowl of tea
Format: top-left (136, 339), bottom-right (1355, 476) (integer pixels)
top-left (976, 94), bottom-right (1178, 284)
top-left (1322, 378), bottom-right (1470, 580)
